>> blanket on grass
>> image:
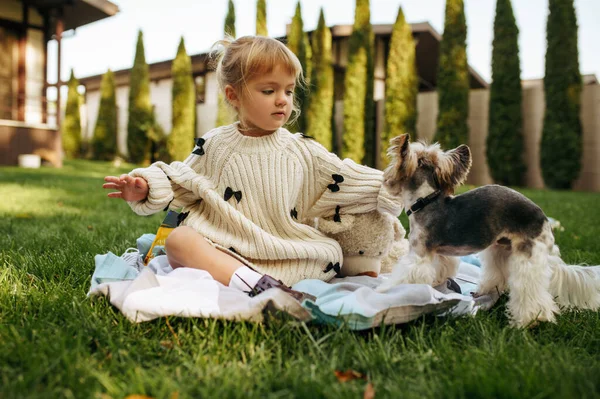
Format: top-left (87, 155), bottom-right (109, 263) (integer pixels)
top-left (88, 244), bottom-right (497, 330)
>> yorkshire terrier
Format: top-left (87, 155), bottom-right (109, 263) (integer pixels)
top-left (377, 134), bottom-right (600, 327)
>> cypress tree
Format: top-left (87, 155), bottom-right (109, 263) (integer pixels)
top-left (224, 0), bottom-right (236, 37)
top-left (342, 0), bottom-right (374, 165)
top-left (168, 37), bottom-right (196, 161)
top-left (540, 0), bottom-right (582, 189)
top-left (306, 8), bottom-right (333, 150)
top-left (487, 0), bottom-right (525, 186)
top-left (127, 30), bottom-right (153, 163)
top-left (216, 0), bottom-right (236, 127)
top-left (382, 6), bottom-right (417, 168)
top-left (91, 69), bottom-right (117, 160)
top-left (147, 110), bottom-right (170, 163)
top-left (62, 69), bottom-right (81, 159)
top-left (256, 0), bottom-right (268, 36)
top-left (287, 1), bottom-right (311, 133)
top-left (434, 0), bottom-right (470, 149)
top-left (363, 11), bottom-right (375, 168)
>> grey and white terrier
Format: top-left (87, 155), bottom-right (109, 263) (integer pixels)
top-left (378, 134), bottom-right (600, 327)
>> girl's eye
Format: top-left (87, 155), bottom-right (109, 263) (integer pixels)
top-left (262, 90), bottom-right (274, 95)
top-left (286, 90), bottom-right (294, 96)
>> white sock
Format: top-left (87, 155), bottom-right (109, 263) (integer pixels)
top-left (228, 266), bottom-right (263, 292)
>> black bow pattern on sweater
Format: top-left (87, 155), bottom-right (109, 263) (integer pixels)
top-left (290, 208), bottom-right (298, 219)
top-left (192, 138), bottom-right (205, 156)
top-left (224, 187), bottom-right (242, 203)
top-left (328, 174), bottom-right (344, 192)
top-left (177, 211), bottom-right (189, 226)
top-left (324, 262), bottom-right (341, 274)
top-left (333, 205), bottom-right (341, 222)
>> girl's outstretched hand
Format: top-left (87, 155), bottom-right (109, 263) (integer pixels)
top-left (103, 174), bottom-right (149, 202)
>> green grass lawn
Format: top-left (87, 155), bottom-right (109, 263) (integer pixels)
top-left (1, 160), bottom-right (599, 398)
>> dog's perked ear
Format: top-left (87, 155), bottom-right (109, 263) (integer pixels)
top-left (435, 144), bottom-right (472, 192)
top-left (384, 134), bottom-right (417, 194)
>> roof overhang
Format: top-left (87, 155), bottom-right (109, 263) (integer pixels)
top-left (79, 53), bottom-right (210, 91)
top-left (27, 0), bottom-right (118, 34)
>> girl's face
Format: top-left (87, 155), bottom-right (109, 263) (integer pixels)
top-left (226, 64), bottom-right (296, 135)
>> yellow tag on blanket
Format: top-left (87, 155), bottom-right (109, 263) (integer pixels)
top-left (144, 210), bottom-right (180, 265)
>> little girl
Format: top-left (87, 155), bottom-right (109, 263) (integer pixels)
top-left (103, 35), bottom-right (403, 300)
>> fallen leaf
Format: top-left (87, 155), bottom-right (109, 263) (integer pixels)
top-left (334, 369), bottom-right (366, 382)
top-left (160, 340), bottom-right (174, 349)
top-left (364, 382), bottom-right (376, 399)
top-left (87, 225), bottom-right (94, 231)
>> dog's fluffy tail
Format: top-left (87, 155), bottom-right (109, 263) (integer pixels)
top-left (548, 246), bottom-right (600, 309)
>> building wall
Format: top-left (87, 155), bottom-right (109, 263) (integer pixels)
top-left (467, 89), bottom-right (493, 186)
top-left (373, 36), bottom-right (385, 101)
top-left (151, 79), bottom-right (172, 134)
top-left (115, 86), bottom-right (129, 156)
top-left (25, 29), bottom-right (44, 124)
top-left (415, 83), bottom-right (600, 191)
top-left (197, 71), bottom-right (219, 135)
top-left (573, 84), bottom-right (600, 191)
top-left (521, 82), bottom-right (600, 191)
top-left (83, 85), bottom-right (130, 156)
top-left (522, 83), bottom-right (545, 188)
top-left (84, 90), bottom-right (100, 141)
top-left (0, 120), bottom-right (61, 166)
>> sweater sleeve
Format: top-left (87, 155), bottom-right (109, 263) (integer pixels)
top-left (126, 156), bottom-right (202, 216)
top-left (303, 140), bottom-right (404, 219)
top-left (125, 127), bottom-right (228, 215)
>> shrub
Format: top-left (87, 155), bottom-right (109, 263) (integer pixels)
top-left (434, 0), bottom-right (470, 150)
top-left (91, 69), bottom-right (118, 160)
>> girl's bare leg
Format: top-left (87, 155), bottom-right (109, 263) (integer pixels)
top-left (165, 226), bottom-right (243, 285)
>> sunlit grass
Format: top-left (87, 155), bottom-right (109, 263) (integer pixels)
top-left (1, 160), bottom-right (599, 398)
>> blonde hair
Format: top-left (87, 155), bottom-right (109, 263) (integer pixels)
top-left (211, 35), bottom-right (306, 126)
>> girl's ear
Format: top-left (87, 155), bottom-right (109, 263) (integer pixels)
top-left (225, 85), bottom-right (240, 108)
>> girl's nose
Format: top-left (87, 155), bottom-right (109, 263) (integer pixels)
top-left (275, 91), bottom-right (287, 106)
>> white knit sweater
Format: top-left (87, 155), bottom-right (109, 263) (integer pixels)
top-left (128, 123), bottom-right (403, 285)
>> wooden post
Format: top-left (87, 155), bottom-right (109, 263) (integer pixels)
top-left (55, 15), bottom-right (64, 127)
top-left (17, 3), bottom-right (28, 121)
top-left (42, 13), bottom-right (49, 124)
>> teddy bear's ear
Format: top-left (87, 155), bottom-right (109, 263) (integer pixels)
top-left (317, 214), bottom-right (356, 234)
top-left (392, 218), bottom-right (406, 241)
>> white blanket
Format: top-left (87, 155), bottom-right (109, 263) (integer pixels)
top-left (88, 254), bottom-right (497, 329)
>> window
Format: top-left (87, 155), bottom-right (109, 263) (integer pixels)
top-left (0, 26), bottom-right (19, 120)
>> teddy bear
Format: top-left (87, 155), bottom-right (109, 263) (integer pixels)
top-left (316, 211), bottom-right (409, 277)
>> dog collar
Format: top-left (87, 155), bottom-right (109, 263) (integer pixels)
top-left (406, 190), bottom-right (441, 216)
